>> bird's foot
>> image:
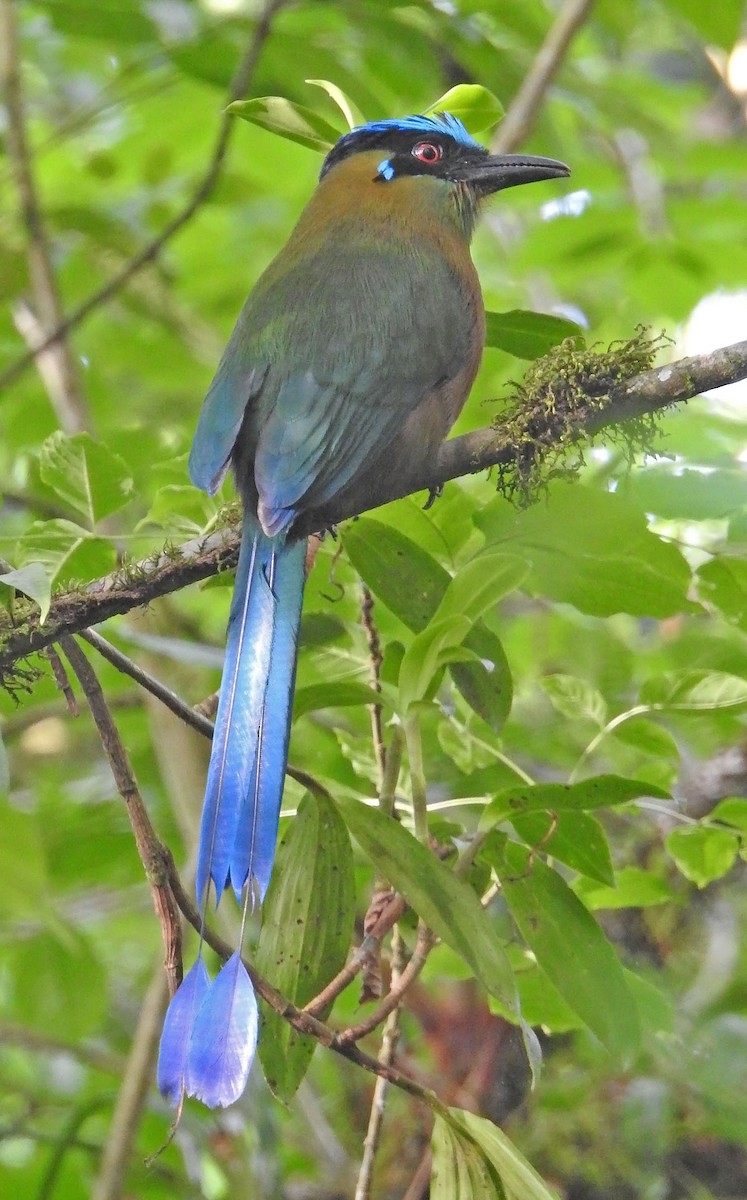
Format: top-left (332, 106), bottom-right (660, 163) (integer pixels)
top-left (423, 484), bottom-right (443, 510)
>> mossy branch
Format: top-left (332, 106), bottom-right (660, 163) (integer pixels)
top-left (2, 335), bottom-right (746, 683)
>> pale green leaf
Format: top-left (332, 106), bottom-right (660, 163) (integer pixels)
top-left (39, 432), bottom-right (134, 527)
top-left (434, 1108), bottom-right (560, 1200)
top-left (425, 84), bottom-right (504, 133)
top-left (0, 562), bottom-right (52, 622)
top-left (305, 79), bottom-right (365, 130)
top-left (540, 674), bottom-right (607, 726)
top-left (227, 96), bottom-right (342, 151)
top-left (666, 825), bottom-right (740, 888)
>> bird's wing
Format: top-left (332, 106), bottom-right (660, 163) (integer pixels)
top-left (252, 242), bottom-right (477, 533)
top-left (189, 238), bottom-right (477, 528)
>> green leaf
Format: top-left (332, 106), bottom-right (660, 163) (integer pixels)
top-left (425, 84), bottom-right (504, 133)
top-left (481, 774), bottom-right (667, 829)
top-left (18, 519), bottom-right (115, 589)
top-left (499, 843), bottom-right (640, 1061)
top-left (666, 825), bottom-right (740, 888)
top-left (0, 562), bottom-right (52, 622)
top-left (227, 96), bottom-right (342, 151)
top-left (540, 674), bottom-right (607, 725)
top-left (256, 792), bottom-right (355, 1100)
top-left (336, 797), bottom-right (518, 1018)
top-left (710, 797), bottom-right (747, 832)
top-left (399, 615), bottom-right (472, 710)
top-left (433, 1108), bottom-right (560, 1200)
top-left (485, 310), bottom-right (581, 360)
top-left (293, 681), bottom-right (386, 720)
top-left (475, 487), bottom-right (692, 619)
top-left (640, 669), bottom-right (747, 712)
top-left (345, 520), bottom-right (514, 730)
top-left (510, 810), bottom-right (615, 886)
top-left (39, 432), bottom-right (134, 527)
top-left (305, 79), bottom-right (365, 129)
top-left (575, 866), bottom-right (677, 910)
top-left (431, 1113), bottom-right (507, 1199)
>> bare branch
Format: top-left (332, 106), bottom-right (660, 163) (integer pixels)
top-left (2, 339), bottom-right (746, 677)
top-left (0, 0), bottom-right (289, 393)
top-left (0, 0), bottom-right (90, 431)
top-left (493, 0), bottom-right (597, 153)
top-left (60, 637), bottom-right (183, 998)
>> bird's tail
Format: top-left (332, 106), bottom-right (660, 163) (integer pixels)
top-left (158, 522), bottom-right (306, 1108)
top-left (197, 521), bottom-right (306, 905)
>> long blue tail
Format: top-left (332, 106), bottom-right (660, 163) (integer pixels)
top-left (196, 522), bottom-right (306, 904)
top-left (158, 522), bottom-right (306, 1108)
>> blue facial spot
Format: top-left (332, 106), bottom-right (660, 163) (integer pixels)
top-left (377, 158), bottom-right (395, 181)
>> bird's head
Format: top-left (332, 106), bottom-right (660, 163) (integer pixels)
top-left (319, 113), bottom-right (569, 237)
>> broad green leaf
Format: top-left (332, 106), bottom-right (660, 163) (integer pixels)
top-left (336, 797), bottom-right (518, 1018)
top-left (661, 0), bottom-right (742, 46)
top-left (640, 670), bottom-right (747, 712)
top-left (710, 797), bottom-right (747, 832)
top-left (256, 792), bottom-right (355, 1100)
top-left (425, 84), bottom-right (504, 133)
top-left (510, 810), bottom-right (614, 886)
top-left (475, 488), bottom-right (692, 619)
top-left (575, 866), bottom-right (676, 910)
top-left (39, 432), bottom-right (134, 527)
top-left (485, 310), bottom-right (581, 359)
top-left (697, 556), bottom-right (747, 631)
top-left (431, 1113), bottom-right (507, 1199)
top-left (626, 466), bottom-right (747, 520)
top-left (344, 520), bottom-right (513, 729)
top-left (227, 97), bottom-right (342, 151)
top-left (305, 79), bottom-right (365, 129)
top-left (540, 674), bottom-right (607, 726)
top-left (0, 562), bottom-right (52, 622)
top-left (499, 843), bottom-right (640, 1061)
top-left (18, 519), bottom-right (115, 588)
top-left (666, 825), bottom-right (740, 888)
top-left (293, 681), bottom-right (386, 720)
top-left (481, 774), bottom-right (668, 829)
top-left (434, 1108), bottom-right (560, 1200)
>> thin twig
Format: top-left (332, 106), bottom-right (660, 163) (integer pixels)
top-left (354, 928), bottom-right (407, 1200)
top-left (59, 636), bottom-right (183, 998)
top-left (493, 0), bottom-right (597, 153)
top-left (79, 628), bottom-right (214, 738)
top-left (303, 891), bottom-right (408, 1019)
top-left (78, 626), bottom-right (330, 796)
top-left (91, 960), bottom-right (169, 1200)
top-left (0, 0), bottom-right (289, 393)
top-left (45, 645), bottom-right (78, 715)
top-left (0, 0), bottom-right (90, 431)
top-left (340, 924), bottom-right (435, 1046)
top-left (4, 337), bottom-right (744, 676)
top-left (163, 858), bottom-right (449, 1114)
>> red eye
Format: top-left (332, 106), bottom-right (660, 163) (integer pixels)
top-left (412, 141), bottom-right (442, 164)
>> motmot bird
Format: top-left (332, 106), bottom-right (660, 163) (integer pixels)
top-left (157, 113), bottom-right (569, 1108)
